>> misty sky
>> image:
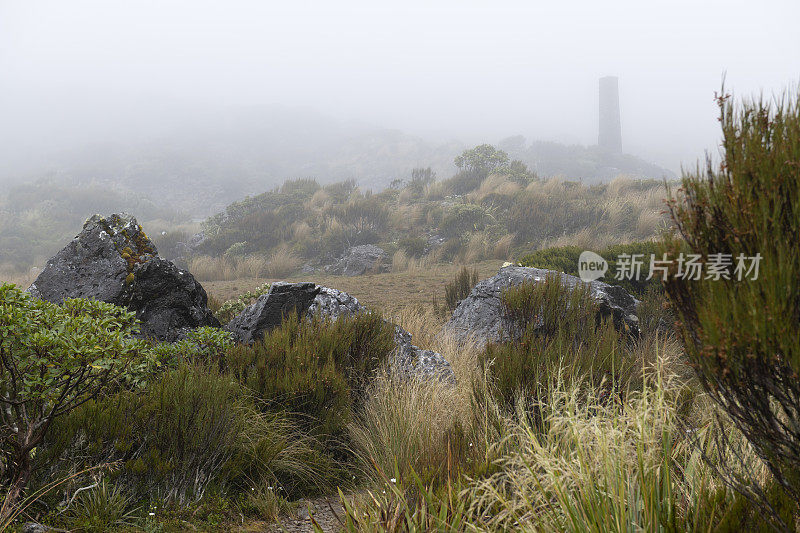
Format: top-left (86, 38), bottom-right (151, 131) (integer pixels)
top-left (1, 0), bottom-right (798, 176)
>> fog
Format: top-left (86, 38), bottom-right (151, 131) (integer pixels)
top-left (1, 0), bottom-right (798, 187)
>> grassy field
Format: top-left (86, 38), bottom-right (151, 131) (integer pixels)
top-left (204, 259), bottom-right (505, 320)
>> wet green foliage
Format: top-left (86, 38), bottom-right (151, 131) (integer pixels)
top-left (224, 312), bottom-right (396, 443)
top-left (482, 275), bottom-right (628, 415)
top-left (664, 89), bottom-right (800, 527)
top-left (518, 241), bottom-right (663, 297)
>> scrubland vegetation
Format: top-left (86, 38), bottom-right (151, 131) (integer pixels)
top-left (1, 88), bottom-right (799, 532)
top-left (185, 144), bottom-right (669, 281)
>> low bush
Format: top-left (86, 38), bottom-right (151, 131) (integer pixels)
top-left (224, 312), bottom-right (396, 445)
top-left (41, 363), bottom-right (329, 506)
top-left (398, 236), bottom-right (427, 258)
top-left (213, 282), bottom-right (271, 324)
top-left (482, 275), bottom-right (630, 416)
top-left (439, 204), bottom-right (488, 238)
top-left (664, 89), bottom-right (800, 527)
top-left (518, 241), bottom-right (662, 297)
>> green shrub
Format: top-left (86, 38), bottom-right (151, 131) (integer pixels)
top-left (444, 266), bottom-right (479, 311)
top-left (664, 88), bottom-right (800, 526)
top-left (0, 285), bottom-right (148, 519)
top-left (507, 192), bottom-right (602, 244)
top-left (518, 241), bottom-right (662, 297)
top-left (439, 204), bottom-right (488, 238)
top-left (150, 326), bottom-right (233, 367)
top-left (224, 312), bottom-right (396, 444)
top-left (42, 363), bottom-right (328, 506)
top-left (481, 275), bottom-right (629, 416)
top-left (442, 169), bottom-right (486, 196)
top-left (398, 236), bottom-right (427, 258)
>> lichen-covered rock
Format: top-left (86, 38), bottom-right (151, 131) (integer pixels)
top-left (28, 213), bottom-right (156, 305)
top-left (308, 286), bottom-right (364, 318)
top-left (225, 282), bottom-right (321, 344)
top-left (225, 282), bottom-right (454, 381)
top-left (442, 266), bottom-right (640, 348)
top-left (324, 245), bottom-right (389, 276)
top-left (27, 213), bottom-right (218, 341)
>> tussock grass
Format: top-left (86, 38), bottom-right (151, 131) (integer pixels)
top-left (0, 265), bottom-right (38, 288)
top-left (264, 244), bottom-right (303, 278)
top-left (189, 250), bottom-right (300, 281)
top-left (391, 250), bottom-right (435, 274)
top-left (340, 275), bottom-right (774, 532)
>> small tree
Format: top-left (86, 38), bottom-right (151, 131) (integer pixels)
top-left (0, 284), bottom-right (146, 520)
top-left (454, 144), bottom-right (509, 174)
top-left (664, 89), bottom-right (800, 527)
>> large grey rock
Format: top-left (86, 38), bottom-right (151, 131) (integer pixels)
top-left (442, 266), bottom-right (639, 348)
top-left (325, 245), bottom-right (389, 276)
top-left (225, 282), bottom-right (454, 381)
top-left (28, 213), bottom-right (218, 341)
top-left (28, 213), bottom-right (156, 305)
top-left (225, 282), bottom-right (321, 344)
top-left (392, 326), bottom-right (455, 383)
top-left (128, 258), bottom-right (220, 342)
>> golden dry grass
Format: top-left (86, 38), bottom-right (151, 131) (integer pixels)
top-left (0, 268), bottom-right (37, 288)
top-left (203, 260), bottom-right (504, 318)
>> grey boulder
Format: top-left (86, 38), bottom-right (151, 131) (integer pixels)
top-left (127, 258), bottom-right (220, 342)
top-left (442, 266), bottom-right (640, 348)
top-left (225, 282), bottom-right (320, 344)
top-left (28, 213), bottom-right (156, 305)
top-left (225, 282), bottom-right (454, 381)
top-left (28, 213), bottom-right (218, 341)
top-left (325, 244), bottom-right (389, 276)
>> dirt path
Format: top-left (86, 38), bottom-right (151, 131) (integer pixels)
top-left (267, 496), bottom-right (345, 533)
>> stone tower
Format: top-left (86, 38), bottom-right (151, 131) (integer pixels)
top-left (598, 76), bottom-right (622, 153)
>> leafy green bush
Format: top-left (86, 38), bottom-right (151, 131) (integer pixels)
top-left (664, 89), bottom-right (800, 526)
top-left (0, 284), bottom-right (148, 519)
top-left (224, 312), bottom-right (396, 444)
top-left (518, 241), bottom-right (662, 297)
top-left (149, 326), bottom-right (233, 367)
top-left (481, 275), bottom-right (628, 416)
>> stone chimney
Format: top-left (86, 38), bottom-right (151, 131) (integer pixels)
top-left (598, 76), bottom-right (622, 153)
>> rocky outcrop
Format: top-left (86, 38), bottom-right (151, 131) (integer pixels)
top-left (442, 266), bottom-right (639, 348)
top-left (225, 282), bottom-right (454, 381)
top-left (225, 282), bottom-right (321, 344)
top-left (28, 213), bottom-right (219, 341)
top-left (324, 245), bottom-right (389, 276)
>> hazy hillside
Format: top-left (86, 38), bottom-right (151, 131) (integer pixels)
top-left (0, 106), bottom-right (673, 218)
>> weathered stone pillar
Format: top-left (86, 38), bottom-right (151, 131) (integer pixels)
top-left (598, 76), bottom-right (622, 153)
